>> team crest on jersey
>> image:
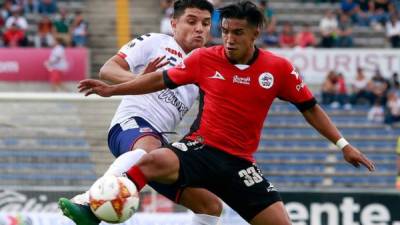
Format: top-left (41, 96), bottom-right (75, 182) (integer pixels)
top-left (258, 72), bottom-right (274, 89)
top-left (171, 142), bottom-right (188, 152)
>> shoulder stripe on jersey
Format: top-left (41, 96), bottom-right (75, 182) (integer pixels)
top-left (163, 70), bottom-right (179, 89)
top-left (293, 98), bottom-right (317, 112)
top-left (117, 52), bottom-right (127, 59)
top-left (188, 87), bottom-right (204, 134)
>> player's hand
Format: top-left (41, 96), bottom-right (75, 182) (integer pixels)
top-left (78, 79), bottom-right (115, 97)
top-left (342, 145), bottom-right (375, 172)
top-left (142, 56), bottom-right (169, 74)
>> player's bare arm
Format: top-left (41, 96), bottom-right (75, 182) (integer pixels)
top-left (301, 104), bottom-right (376, 172)
top-left (78, 70), bottom-right (165, 97)
top-left (99, 55), bottom-right (168, 84)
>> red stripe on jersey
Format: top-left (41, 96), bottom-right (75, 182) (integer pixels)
top-left (117, 52), bottom-right (127, 59)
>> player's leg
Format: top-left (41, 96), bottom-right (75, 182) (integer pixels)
top-left (179, 188), bottom-right (222, 216)
top-left (195, 147), bottom-right (291, 225)
top-left (61, 119), bottom-right (221, 225)
top-left (249, 201), bottom-right (291, 225)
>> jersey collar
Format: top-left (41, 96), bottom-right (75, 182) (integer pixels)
top-left (225, 46), bottom-right (259, 66)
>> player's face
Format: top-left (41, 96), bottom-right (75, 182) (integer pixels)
top-left (171, 8), bottom-right (211, 53)
top-left (221, 18), bottom-right (259, 64)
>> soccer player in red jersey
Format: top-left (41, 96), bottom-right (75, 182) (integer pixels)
top-left (78, 1), bottom-right (375, 224)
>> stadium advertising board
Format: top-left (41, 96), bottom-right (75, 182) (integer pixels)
top-left (0, 48), bottom-right (88, 81)
top-left (1, 190), bottom-right (400, 225)
top-left (270, 48), bottom-right (400, 85)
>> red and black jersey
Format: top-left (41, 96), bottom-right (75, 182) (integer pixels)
top-left (163, 46), bottom-right (315, 162)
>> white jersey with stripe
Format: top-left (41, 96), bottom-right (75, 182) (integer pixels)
top-left (110, 33), bottom-right (199, 137)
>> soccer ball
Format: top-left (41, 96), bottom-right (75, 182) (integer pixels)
top-left (88, 175), bottom-right (139, 223)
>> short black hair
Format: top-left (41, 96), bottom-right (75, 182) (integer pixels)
top-left (219, 1), bottom-right (265, 28)
top-left (173, 0), bottom-right (214, 18)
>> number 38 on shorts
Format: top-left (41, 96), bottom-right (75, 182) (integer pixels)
top-left (238, 166), bottom-right (264, 187)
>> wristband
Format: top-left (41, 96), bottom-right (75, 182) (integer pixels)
top-left (336, 138), bottom-right (349, 150)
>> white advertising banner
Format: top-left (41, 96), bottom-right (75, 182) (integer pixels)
top-left (0, 212), bottom-right (248, 225)
top-left (269, 48), bottom-right (400, 85)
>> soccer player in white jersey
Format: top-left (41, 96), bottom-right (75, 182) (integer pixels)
top-left (58, 1), bottom-right (222, 225)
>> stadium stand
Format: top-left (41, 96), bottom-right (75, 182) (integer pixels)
top-left (0, 94), bottom-right (396, 190)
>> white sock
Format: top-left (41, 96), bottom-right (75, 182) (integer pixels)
top-left (104, 149), bottom-right (147, 176)
top-left (191, 214), bottom-right (220, 225)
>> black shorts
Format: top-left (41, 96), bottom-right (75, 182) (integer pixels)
top-left (168, 138), bottom-right (282, 222)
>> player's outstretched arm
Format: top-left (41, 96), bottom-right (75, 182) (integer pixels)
top-left (78, 71), bottom-right (165, 97)
top-left (301, 104), bottom-right (376, 172)
top-left (99, 55), bottom-right (168, 84)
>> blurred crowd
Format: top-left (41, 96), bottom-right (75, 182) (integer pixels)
top-left (157, 0), bottom-right (400, 126)
top-left (0, 0), bottom-right (88, 47)
top-left (321, 68), bottom-right (400, 127)
top-left (159, 0), bottom-right (400, 48)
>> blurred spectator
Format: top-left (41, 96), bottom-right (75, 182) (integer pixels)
top-left (44, 37), bottom-right (68, 91)
top-left (369, 0), bottom-right (395, 30)
top-left (350, 67), bottom-right (374, 105)
top-left (336, 13), bottom-right (354, 47)
top-left (388, 72), bottom-right (400, 92)
top-left (39, 0), bottom-right (57, 14)
top-left (319, 9), bottom-right (338, 47)
top-left (385, 14), bottom-right (400, 48)
top-left (367, 100), bottom-right (385, 123)
top-left (160, 0), bottom-right (173, 35)
top-left (296, 23), bottom-right (316, 48)
top-left (160, 0), bottom-right (172, 13)
top-left (3, 22), bottom-right (27, 46)
top-left (321, 70), bottom-right (337, 105)
top-left (279, 22), bottom-right (296, 48)
top-left (384, 91), bottom-right (400, 126)
top-left (5, 6), bottom-right (28, 31)
top-left (335, 72), bottom-right (351, 108)
top-left (70, 10), bottom-right (87, 47)
top-left (0, 1), bottom-right (12, 21)
top-left (356, 0), bottom-right (372, 26)
top-left (340, 0), bottom-right (359, 23)
top-left (53, 8), bottom-right (71, 46)
top-left (209, 0), bottom-right (222, 40)
top-left (258, 0), bottom-right (276, 28)
top-left (260, 24), bottom-right (279, 47)
top-left (22, 0), bottom-right (39, 14)
top-left (34, 15), bottom-right (54, 47)
top-left (368, 69), bottom-right (389, 104)
top-left (160, 7), bottom-right (173, 35)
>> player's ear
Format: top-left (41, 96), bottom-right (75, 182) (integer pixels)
top-left (252, 27), bottom-right (260, 41)
top-left (171, 17), bottom-right (177, 31)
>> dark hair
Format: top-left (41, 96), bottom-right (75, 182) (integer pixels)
top-left (219, 1), bottom-right (265, 28)
top-left (173, 0), bottom-right (214, 18)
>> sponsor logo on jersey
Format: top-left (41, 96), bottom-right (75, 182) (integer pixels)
top-left (171, 142), bottom-right (188, 151)
top-left (165, 47), bottom-right (183, 58)
top-left (233, 75), bottom-right (251, 85)
top-left (209, 71), bottom-right (225, 80)
top-left (296, 81), bottom-right (306, 91)
top-left (158, 89), bottom-right (189, 119)
top-left (258, 72), bottom-right (274, 89)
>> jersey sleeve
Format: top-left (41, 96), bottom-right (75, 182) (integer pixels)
top-left (117, 34), bottom-right (154, 70)
top-left (277, 59), bottom-right (316, 112)
top-left (163, 48), bottom-right (202, 89)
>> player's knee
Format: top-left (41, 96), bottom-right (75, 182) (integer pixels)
top-left (136, 148), bottom-right (179, 181)
top-left (191, 197), bottom-right (223, 216)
